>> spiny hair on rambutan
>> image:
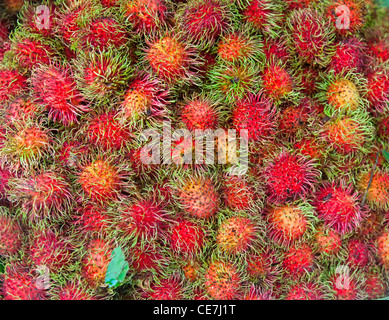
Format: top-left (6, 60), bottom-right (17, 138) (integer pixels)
top-left (1, 94), bottom-right (38, 125)
top-left (2, 262), bottom-right (47, 300)
top-left (181, 258), bottom-right (202, 282)
top-left (76, 153), bottom-right (135, 205)
top-left (108, 197), bottom-right (168, 244)
top-left (79, 111), bottom-right (133, 152)
top-left (174, 172), bottom-right (220, 219)
top-left (363, 266), bottom-right (388, 299)
top-left (129, 241), bottom-right (168, 274)
top-left (283, 278), bottom-right (329, 300)
top-left (0, 206), bottom-right (23, 257)
top-left (313, 179), bottom-right (367, 235)
top-left (320, 109), bottom-right (375, 156)
top-left (263, 149), bottom-right (320, 203)
top-left (56, 136), bottom-right (90, 171)
top-left (345, 237), bottom-right (371, 270)
top-left (117, 72), bottom-right (170, 127)
top-left (26, 227), bottom-right (75, 273)
top-left (80, 237), bottom-right (115, 289)
top-left (215, 213), bottom-right (262, 255)
top-left (355, 210), bottom-right (384, 240)
top-left (179, 93), bottom-right (220, 132)
top-left (50, 276), bottom-right (101, 300)
top-left (169, 218), bottom-right (207, 257)
top-left (356, 168), bottom-right (389, 211)
top-left (0, 120), bottom-right (54, 172)
top-left (377, 229), bottom-right (389, 271)
top-left (286, 8), bottom-right (336, 67)
top-left (203, 256), bottom-right (244, 300)
top-left (140, 275), bottom-right (187, 300)
top-left (316, 70), bottom-right (368, 114)
top-left (143, 32), bottom-right (203, 87)
top-left (206, 59), bottom-right (261, 104)
top-left (240, 0), bottom-right (283, 37)
top-left (282, 243), bottom-right (316, 279)
top-left (30, 62), bottom-right (89, 126)
top-left (245, 249), bottom-right (281, 286)
top-left (365, 67), bottom-right (389, 114)
top-left (243, 285), bottom-right (276, 300)
top-left (215, 26), bottom-right (265, 64)
top-left (329, 37), bottom-right (367, 75)
top-left (7, 168), bottom-right (74, 225)
top-left (265, 201), bottom-right (317, 248)
top-left (377, 114), bottom-right (389, 140)
top-left (73, 49), bottom-right (134, 104)
top-left (323, 263), bottom-right (367, 300)
top-left (312, 224), bottom-right (344, 259)
top-left (0, 166), bottom-right (13, 201)
top-left (232, 92), bottom-right (277, 142)
top-left (262, 35), bottom-right (290, 65)
top-left (293, 135), bottom-right (328, 162)
top-left (121, 0), bottom-right (169, 35)
top-left (174, 0), bottom-right (235, 50)
top-left (323, 0), bottom-right (367, 37)
top-left (0, 68), bottom-right (28, 103)
top-left (365, 31), bottom-right (389, 65)
top-left (74, 204), bottom-right (111, 238)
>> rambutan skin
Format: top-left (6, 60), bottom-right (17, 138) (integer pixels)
top-left (0, 209), bottom-right (23, 257)
top-left (282, 244), bottom-right (315, 279)
top-left (170, 219), bottom-right (205, 256)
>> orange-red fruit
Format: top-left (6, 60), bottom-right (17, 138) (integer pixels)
top-left (366, 69), bottom-right (389, 114)
top-left (0, 69), bottom-right (27, 102)
top-left (314, 226), bottom-right (342, 256)
top-left (223, 175), bottom-right (254, 211)
top-left (0, 213), bottom-right (23, 256)
top-left (181, 98), bottom-right (218, 131)
top-left (130, 244), bottom-right (166, 273)
top-left (170, 219), bottom-right (205, 255)
top-left (262, 64), bottom-right (293, 101)
top-left (357, 170), bottom-right (389, 210)
top-left (377, 231), bottom-right (389, 270)
top-left (364, 269), bottom-right (387, 299)
top-left (204, 260), bottom-right (241, 299)
top-left (282, 244), bottom-right (315, 278)
top-left (74, 205), bottom-right (111, 237)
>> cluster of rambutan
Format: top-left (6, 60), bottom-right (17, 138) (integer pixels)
top-left (0, 0), bottom-right (388, 301)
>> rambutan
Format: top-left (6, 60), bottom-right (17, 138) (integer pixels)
top-left (287, 8), bottom-right (336, 67)
top-left (357, 169), bottom-right (389, 210)
top-left (182, 259), bottom-right (201, 282)
top-left (266, 202), bottom-right (315, 247)
top-left (244, 285), bottom-right (275, 300)
top-left (31, 63), bottom-right (88, 125)
top-left (52, 278), bottom-right (98, 300)
top-left (313, 225), bottom-right (343, 257)
top-left (3, 96), bottom-right (37, 124)
top-left (363, 268), bottom-right (387, 299)
top-left (7, 170), bottom-right (73, 224)
top-left (216, 216), bottom-right (257, 255)
top-left (204, 259), bottom-right (242, 299)
top-left (313, 180), bottom-right (366, 234)
top-left (130, 243), bottom-right (167, 273)
top-left (56, 3), bottom-right (85, 45)
top-left (222, 175), bottom-right (255, 211)
top-left (81, 238), bottom-right (113, 288)
top-left (284, 281), bottom-right (327, 300)
top-left (177, 175), bottom-right (219, 219)
top-left (0, 167), bottom-right (12, 200)
top-left (263, 149), bottom-right (319, 203)
top-left (282, 243), bottom-right (315, 279)
top-left (293, 136), bottom-right (327, 161)
top-left (170, 219), bottom-right (205, 256)
top-left (83, 111), bottom-right (132, 152)
top-left (261, 63), bottom-right (295, 102)
top-left (365, 68), bottom-right (389, 114)
top-left (283, 0), bottom-right (318, 10)
top-left (74, 204), bottom-right (111, 237)
top-left (145, 33), bottom-right (201, 86)
top-left (0, 208), bottom-right (23, 257)
top-left (377, 230), bottom-right (389, 271)
top-left (57, 140), bottom-right (89, 170)
top-left (3, 263), bottom-right (47, 300)
top-left (123, 0), bottom-right (168, 34)
top-left (377, 115), bottom-right (389, 140)
top-left (142, 276), bottom-right (185, 300)
top-left (175, 0), bottom-right (233, 49)
top-left (366, 34), bottom-right (389, 64)
top-left (0, 68), bottom-right (27, 102)
top-left (246, 250), bottom-right (280, 285)
top-left (346, 238), bottom-right (370, 270)
top-left (180, 95), bottom-right (219, 132)
top-left (262, 36), bottom-right (290, 64)
top-left (232, 93), bottom-right (277, 142)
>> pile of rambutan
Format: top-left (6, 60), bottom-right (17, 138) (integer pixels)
top-left (0, 0), bottom-right (389, 301)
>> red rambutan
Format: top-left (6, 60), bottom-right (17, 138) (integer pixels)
top-left (365, 68), bottom-right (389, 114)
top-left (0, 208), bottom-right (23, 257)
top-left (142, 276), bottom-right (185, 300)
top-left (12, 38), bottom-right (55, 70)
top-left (282, 243), bottom-right (315, 279)
top-left (0, 68), bottom-right (27, 103)
top-left (170, 219), bottom-right (205, 256)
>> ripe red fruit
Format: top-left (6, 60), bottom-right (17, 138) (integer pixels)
top-left (0, 69), bottom-right (27, 102)
top-left (329, 37), bottom-right (366, 74)
top-left (366, 68), bottom-right (389, 114)
top-left (54, 279), bottom-right (98, 300)
top-left (142, 277), bottom-right (184, 300)
top-left (130, 244), bottom-right (166, 273)
top-left (262, 64), bottom-right (294, 101)
top-left (0, 210), bottom-right (23, 257)
top-left (285, 281), bottom-right (326, 300)
top-left (327, 269), bottom-right (364, 300)
top-left (377, 231), bottom-right (389, 270)
top-left (170, 219), bottom-right (205, 256)
top-left (346, 238), bottom-right (370, 269)
top-left (282, 244), bottom-right (315, 279)
top-left (223, 175), bottom-right (255, 211)
top-left (74, 205), bottom-right (111, 237)
top-left (181, 97), bottom-right (219, 131)
top-left (264, 150), bottom-right (319, 203)
top-left (364, 268), bottom-right (387, 299)
top-left (232, 93), bottom-right (277, 142)
top-left (313, 180), bottom-right (366, 234)
top-left (12, 38), bottom-right (55, 69)
top-left (262, 36), bottom-right (290, 64)
top-left (31, 64), bottom-right (88, 125)
top-left (313, 225), bottom-right (342, 256)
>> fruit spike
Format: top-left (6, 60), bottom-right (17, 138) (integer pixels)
top-left (216, 215), bottom-right (257, 255)
top-left (345, 238), bottom-right (370, 269)
top-left (176, 174), bottom-right (219, 219)
top-left (31, 62), bottom-right (89, 126)
top-left (204, 259), bottom-right (242, 299)
top-left (129, 242), bottom-right (167, 273)
top-left (169, 219), bottom-right (205, 256)
top-left (263, 149), bottom-right (320, 203)
top-left (0, 207), bottom-right (23, 257)
top-left (313, 180), bottom-right (367, 235)
top-left (0, 68), bottom-right (28, 103)
top-left (363, 267), bottom-right (387, 299)
top-left (3, 95), bottom-right (38, 124)
top-left (123, 0), bottom-right (168, 35)
top-left (175, 0), bottom-right (234, 50)
top-left (232, 92), bottom-right (277, 142)
top-left (74, 204), bottom-right (111, 238)
top-left (265, 201), bottom-right (316, 248)
top-left (144, 32), bottom-right (202, 86)
top-left (313, 225), bottom-right (343, 258)
top-left (286, 8), bottom-right (336, 67)
top-left (357, 169), bottom-right (389, 211)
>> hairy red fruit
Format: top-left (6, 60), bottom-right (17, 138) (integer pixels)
top-left (204, 260), bottom-right (241, 299)
top-left (284, 0), bottom-right (317, 10)
top-left (293, 137), bottom-right (326, 161)
top-left (57, 5), bottom-right (84, 44)
top-left (285, 282), bottom-right (326, 300)
top-left (357, 170), bottom-right (389, 210)
top-left (366, 69), bottom-right (389, 113)
top-left (262, 64), bottom-right (293, 101)
top-left (314, 226), bottom-right (342, 256)
top-left (55, 280), bottom-right (98, 300)
top-left (13, 39), bottom-right (54, 69)
top-left (57, 140), bottom-right (89, 170)
top-left (85, 112), bottom-right (132, 151)
top-left (232, 93), bottom-right (277, 142)
top-left (4, 96), bottom-right (37, 124)
top-left (367, 36), bottom-right (389, 64)
top-left (328, 272), bottom-right (362, 300)
top-left (262, 36), bottom-right (290, 64)
top-left (364, 269), bottom-right (387, 299)
top-left (277, 100), bottom-right (314, 136)
top-left (264, 150), bottom-right (319, 203)
top-left (282, 244), bottom-right (315, 278)
top-left (181, 97), bottom-right (218, 131)
top-left (170, 219), bottom-right (205, 255)
top-left (313, 180), bottom-right (365, 234)
top-left (0, 167), bottom-right (12, 200)
top-left (378, 115), bottom-right (389, 139)
top-left (0, 69), bottom-right (27, 102)
top-left (74, 205), bottom-right (111, 237)
top-left (223, 175), bottom-right (255, 211)
top-left (329, 37), bottom-right (366, 74)
top-left (346, 238), bottom-right (370, 269)
top-left (31, 64), bottom-right (88, 125)
top-left (241, 0), bottom-right (280, 34)
top-left (246, 251), bottom-right (279, 284)
top-left (143, 277), bottom-right (184, 300)
top-left (130, 244), bottom-right (166, 273)
top-left (377, 231), bottom-right (389, 270)
top-left (0, 212), bottom-right (23, 256)
top-left (20, 3), bottom-right (58, 37)
top-left (178, 176), bottom-right (219, 219)
top-left (216, 216), bottom-right (256, 254)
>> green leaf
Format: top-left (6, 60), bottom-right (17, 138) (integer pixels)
top-left (105, 246), bottom-right (130, 289)
top-left (383, 150), bottom-right (389, 163)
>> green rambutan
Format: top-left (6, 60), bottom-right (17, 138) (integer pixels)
top-left (313, 180), bottom-right (366, 234)
top-left (263, 149), bottom-right (320, 203)
top-left (31, 63), bottom-right (89, 125)
top-left (0, 207), bottom-right (23, 257)
top-left (175, 0), bottom-right (234, 50)
top-left (286, 8), bottom-right (336, 67)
